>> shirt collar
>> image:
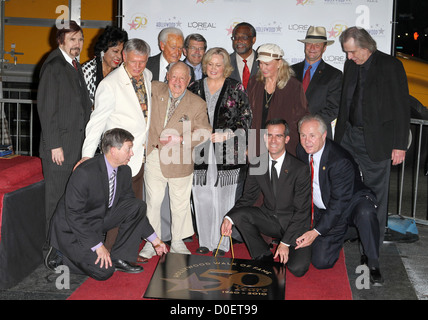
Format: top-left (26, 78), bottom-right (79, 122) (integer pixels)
top-left (104, 155), bottom-right (117, 178)
top-left (304, 59), bottom-right (322, 72)
top-left (310, 142), bottom-right (326, 165)
top-left (168, 89), bottom-right (186, 101)
top-left (59, 47), bottom-right (75, 66)
top-left (269, 150), bottom-right (286, 167)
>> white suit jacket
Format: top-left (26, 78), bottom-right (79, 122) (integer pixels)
top-left (82, 64), bottom-right (152, 176)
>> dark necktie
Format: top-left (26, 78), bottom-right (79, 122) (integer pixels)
top-left (302, 65), bottom-right (312, 92)
top-left (350, 66), bottom-right (363, 126)
top-left (108, 170), bottom-right (117, 207)
top-left (242, 59), bottom-right (250, 89)
top-left (271, 160), bottom-right (278, 197)
top-left (72, 59), bottom-right (78, 71)
top-left (164, 64), bottom-right (170, 83)
top-left (310, 154), bottom-right (314, 228)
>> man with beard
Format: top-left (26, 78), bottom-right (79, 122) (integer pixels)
top-left (37, 20), bottom-right (91, 232)
top-left (229, 22), bottom-right (258, 89)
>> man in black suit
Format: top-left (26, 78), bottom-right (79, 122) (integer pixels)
top-left (334, 27), bottom-right (410, 244)
top-left (37, 21), bottom-right (92, 232)
top-left (292, 26), bottom-right (342, 139)
top-left (296, 114), bottom-right (382, 285)
top-left (221, 119), bottom-right (312, 277)
top-left (183, 33), bottom-right (207, 81)
top-left (45, 128), bottom-right (167, 280)
top-left (229, 22), bottom-right (258, 89)
top-left (146, 27), bottom-right (185, 82)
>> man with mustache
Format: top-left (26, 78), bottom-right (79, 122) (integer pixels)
top-left (229, 22), bottom-right (258, 89)
top-left (37, 20), bottom-right (92, 233)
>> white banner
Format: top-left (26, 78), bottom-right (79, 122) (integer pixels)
top-left (122, 0), bottom-right (394, 71)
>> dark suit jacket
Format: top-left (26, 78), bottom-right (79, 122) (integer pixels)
top-left (229, 51), bottom-right (259, 83)
top-left (292, 60), bottom-right (342, 138)
top-left (49, 155), bottom-right (154, 262)
top-left (228, 152), bottom-right (311, 246)
top-left (147, 53), bottom-right (195, 84)
top-left (37, 48), bottom-right (91, 165)
top-left (296, 139), bottom-right (373, 235)
top-left (334, 50), bottom-right (410, 161)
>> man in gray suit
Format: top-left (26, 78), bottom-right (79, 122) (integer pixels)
top-left (229, 22), bottom-right (258, 89)
top-left (37, 21), bottom-right (92, 232)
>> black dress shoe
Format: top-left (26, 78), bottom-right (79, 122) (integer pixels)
top-left (196, 247), bottom-right (209, 254)
top-left (114, 259), bottom-right (144, 274)
top-left (369, 267), bottom-right (384, 286)
top-left (213, 249), bottom-right (225, 257)
top-left (255, 252), bottom-right (274, 262)
top-left (44, 246), bottom-right (63, 272)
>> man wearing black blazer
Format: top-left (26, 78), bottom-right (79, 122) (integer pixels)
top-left (146, 27), bottom-right (186, 82)
top-left (334, 27), bottom-right (410, 244)
top-left (296, 115), bottom-right (382, 285)
top-left (45, 129), bottom-right (167, 280)
top-left (37, 21), bottom-right (92, 232)
top-left (229, 22), bottom-right (258, 89)
top-left (292, 26), bottom-right (342, 139)
top-left (221, 119), bottom-right (312, 277)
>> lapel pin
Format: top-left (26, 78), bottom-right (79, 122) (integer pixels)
top-left (323, 166), bottom-right (326, 170)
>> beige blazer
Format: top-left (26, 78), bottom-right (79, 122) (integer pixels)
top-left (82, 64), bottom-right (152, 176)
top-left (148, 81), bottom-right (211, 178)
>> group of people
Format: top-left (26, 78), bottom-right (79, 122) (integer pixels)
top-left (39, 20), bottom-right (410, 286)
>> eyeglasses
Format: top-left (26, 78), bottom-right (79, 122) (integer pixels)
top-left (231, 35), bottom-right (253, 41)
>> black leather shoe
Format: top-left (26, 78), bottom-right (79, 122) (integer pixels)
top-left (114, 259), bottom-right (144, 273)
top-left (369, 267), bottom-right (384, 286)
top-left (213, 249), bottom-right (225, 257)
top-left (196, 247), bottom-right (209, 254)
top-left (44, 246), bottom-right (63, 272)
top-left (255, 252), bottom-right (274, 262)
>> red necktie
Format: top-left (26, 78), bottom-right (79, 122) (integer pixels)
top-left (242, 59), bottom-right (250, 89)
top-left (302, 65), bottom-right (312, 92)
top-left (310, 154), bottom-right (314, 228)
top-left (72, 59), bottom-right (78, 71)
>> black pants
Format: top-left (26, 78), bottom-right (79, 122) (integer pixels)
top-left (53, 199), bottom-right (148, 281)
top-left (229, 206), bottom-right (311, 277)
top-left (312, 192), bottom-right (380, 269)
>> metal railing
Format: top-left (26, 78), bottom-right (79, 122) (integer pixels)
top-left (397, 118), bottom-right (428, 225)
top-left (1, 88), bottom-right (36, 156)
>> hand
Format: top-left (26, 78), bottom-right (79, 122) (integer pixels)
top-left (391, 149), bottom-right (406, 166)
top-left (211, 132), bottom-right (228, 143)
top-left (159, 134), bottom-right (182, 146)
top-left (51, 147), bottom-right (64, 165)
top-left (151, 238), bottom-right (168, 256)
top-left (95, 245), bottom-right (112, 269)
top-left (295, 230), bottom-right (319, 249)
top-left (73, 157), bottom-right (90, 171)
top-left (273, 243), bottom-right (289, 265)
top-left (220, 218), bottom-right (233, 237)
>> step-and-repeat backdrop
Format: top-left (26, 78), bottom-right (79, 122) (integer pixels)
top-left (122, 0), bottom-right (394, 71)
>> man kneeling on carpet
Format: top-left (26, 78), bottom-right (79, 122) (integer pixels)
top-left (45, 128), bottom-right (167, 280)
top-left (221, 118), bottom-right (312, 277)
top-left (295, 115), bottom-right (383, 285)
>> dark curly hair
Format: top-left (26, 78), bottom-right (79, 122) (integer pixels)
top-left (94, 26), bottom-right (128, 57)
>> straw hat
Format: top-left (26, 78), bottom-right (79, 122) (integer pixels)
top-left (298, 26), bottom-right (334, 45)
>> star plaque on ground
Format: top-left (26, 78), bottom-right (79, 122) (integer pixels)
top-left (144, 253), bottom-right (286, 300)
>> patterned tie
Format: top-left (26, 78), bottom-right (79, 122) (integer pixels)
top-left (310, 154), bottom-right (314, 227)
top-left (72, 59), bottom-right (78, 71)
top-left (242, 59), bottom-right (250, 89)
top-left (108, 170), bottom-right (117, 207)
top-left (271, 160), bottom-right (278, 197)
top-left (166, 96), bottom-right (180, 124)
top-left (302, 65), bottom-right (312, 92)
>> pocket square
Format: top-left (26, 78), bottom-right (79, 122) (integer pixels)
top-left (179, 115), bottom-right (189, 122)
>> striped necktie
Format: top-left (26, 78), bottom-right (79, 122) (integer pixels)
top-left (108, 170), bottom-right (117, 207)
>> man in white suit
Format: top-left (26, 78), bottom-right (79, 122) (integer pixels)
top-left (76, 38), bottom-right (152, 201)
top-left (76, 39), bottom-right (152, 253)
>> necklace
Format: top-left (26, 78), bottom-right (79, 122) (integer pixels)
top-left (264, 90), bottom-right (274, 109)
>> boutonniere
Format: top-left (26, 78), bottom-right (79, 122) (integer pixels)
top-left (179, 115), bottom-right (189, 122)
top-left (284, 169), bottom-right (288, 174)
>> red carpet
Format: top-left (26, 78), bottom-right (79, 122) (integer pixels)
top-left (67, 237), bottom-right (352, 300)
